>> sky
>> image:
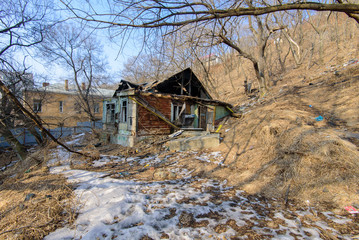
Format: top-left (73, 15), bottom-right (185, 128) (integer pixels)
top-left (24, 33), bottom-right (138, 85)
top-left (20, 0), bottom-right (142, 85)
top-left (25, 38), bottom-right (130, 84)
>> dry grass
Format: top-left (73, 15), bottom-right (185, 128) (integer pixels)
top-left (211, 65), bottom-right (359, 210)
top-left (0, 146), bottom-right (76, 240)
top-left (66, 67), bottom-right (359, 211)
top-left (0, 15), bottom-right (358, 238)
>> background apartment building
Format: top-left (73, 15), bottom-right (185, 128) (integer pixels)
top-left (23, 80), bottom-right (114, 128)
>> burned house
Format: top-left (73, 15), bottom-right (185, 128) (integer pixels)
top-left (103, 68), bottom-right (234, 147)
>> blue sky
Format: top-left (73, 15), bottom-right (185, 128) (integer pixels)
top-left (20, 0), bottom-right (142, 85)
top-left (25, 32), bottom-right (138, 85)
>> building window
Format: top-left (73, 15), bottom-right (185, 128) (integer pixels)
top-left (106, 103), bottom-right (115, 123)
top-left (94, 103), bottom-right (100, 113)
top-left (74, 102), bottom-right (81, 113)
top-left (33, 100), bottom-right (42, 113)
top-left (171, 103), bottom-right (184, 122)
top-left (59, 101), bottom-right (63, 113)
top-left (120, 100), bottom-right (127, 123)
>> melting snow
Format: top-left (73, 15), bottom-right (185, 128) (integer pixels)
top-left (45, 146), bottom-right (354, 240)
top-left (195, 152), bottom-right (225, 166)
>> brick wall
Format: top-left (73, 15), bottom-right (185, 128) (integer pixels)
top-left (137, 95), bottom-right (172, 136)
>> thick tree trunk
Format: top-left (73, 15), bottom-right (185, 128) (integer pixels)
top-left (275, 41), bottom-right (286, 73)
top-left (21, 114), bottom-right (45, 145)
top-left (27, 125), bottom-right (44, 145)
top-left (0, 123), bottom-right (27, 160)
top-left (252, 59), bottom-right (268, 94)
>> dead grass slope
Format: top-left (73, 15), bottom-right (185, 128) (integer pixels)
top-left (213, 65), bottom-right (359, 210)
top-left (0, 146), bottom-right (76, 240)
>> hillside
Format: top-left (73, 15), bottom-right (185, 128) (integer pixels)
top-left (0, 12), bottom-right (359, 240)
top-left (1, 64), bottom-right (359, 238)
top-left (198, 12), bottom-right (359, 209)
top-left (214, 64), bottom-right (359, 209)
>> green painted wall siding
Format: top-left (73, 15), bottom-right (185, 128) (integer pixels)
top-left (215, 106), bottom-right (231, 120)
top-left (192, 104), bottom-right (199, 128)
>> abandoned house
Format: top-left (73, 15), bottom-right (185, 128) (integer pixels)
top-left (103, 68), bottom-right (234, 147)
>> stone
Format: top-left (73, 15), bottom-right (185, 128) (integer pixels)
top-left (178, 211), bottom-right (195, 227)
top-left (160, 233), bottom-right (169, 239)
top-left (169, 172), bottom-right (176, 179)
top-left (24, 193), bottom-right (36, 201)
top-left (154, 170), bottom-right (168, 180)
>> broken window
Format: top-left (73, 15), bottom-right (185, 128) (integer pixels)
top-left (106, 103), bottom-right (115, 123)
top-left (172, 104), bottom-right (180, 122)
top-left (33, 100), bottom-right (42, 113)
top-left (171, 102), bottom-right (185, 123)
top-left (120, 100), bottom-right (127, 123)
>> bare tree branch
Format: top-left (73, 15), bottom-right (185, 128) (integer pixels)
top-left (60, 1), bottom-right (359, 27)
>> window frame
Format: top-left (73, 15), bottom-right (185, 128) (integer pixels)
top-left (171, 103), bottom-right (182, 122)
top-left (106, 103), bottom-right (115, 123)
top-left (94, 103), bottom-right (100, 114)
top-left (120, 99), bottom-right (128, 123)
top-left (59, 101), bottom-right (63, 113)
top-left (33, 100), bottom-right (42, 113)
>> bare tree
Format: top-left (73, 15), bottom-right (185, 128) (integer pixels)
top-left (122, 55), bottom-right (174, 84)
top-left (61, 0), bottom-right (359, 26)
top-left (60, 0), bottom-right (358, 94)
top-left (0, 0), bottom-right (49, 160)
top-left (39, 23), bottom-right (108, 124)
top-left (214, 12), bottom-right (284, 92)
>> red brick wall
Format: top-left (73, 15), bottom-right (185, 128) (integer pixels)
top-left (137, 95), bottom-right (172, 136)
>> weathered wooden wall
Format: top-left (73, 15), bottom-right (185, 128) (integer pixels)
top-left (137, 95), bottom-right (172, 136)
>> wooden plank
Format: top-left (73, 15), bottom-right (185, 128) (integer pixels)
top-left (129, 96), bottom-right (180, 130)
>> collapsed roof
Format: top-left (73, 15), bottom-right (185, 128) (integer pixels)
top-left (114, 68), bottom-right (211, 99)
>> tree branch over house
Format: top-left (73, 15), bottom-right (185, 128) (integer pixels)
top-left (59, 0), bottom-right (359, 94)
top-left (61, 0), bottom-right (359, 26)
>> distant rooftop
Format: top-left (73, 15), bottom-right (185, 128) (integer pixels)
top-left (27, 81), bottom-right (114, 98)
